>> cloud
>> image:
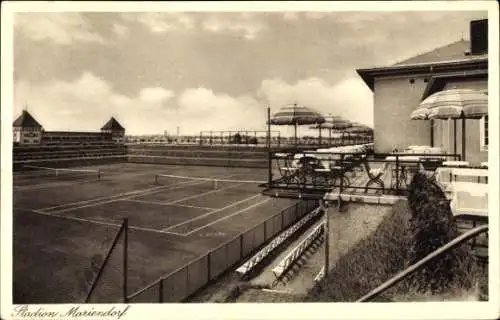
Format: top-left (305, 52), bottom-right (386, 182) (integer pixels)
top-left (14, 13), bottom-right (105, 45)
top-left (14, 72), bottom-right (176, 134)
top-left (283, 12), bottom-right (300, 20)
top-left (121, 12), bottom-right (194, 33)
top-left (112, 23), bottom-right (129, 39)
top-left (201, 13), bottom-right (266, 40)
top-left (122, 12), bottom-right (265, 40)
top-left (176, 88), bottom-right (266, 133)
top-left (139, 87), bottom-right (175, 104)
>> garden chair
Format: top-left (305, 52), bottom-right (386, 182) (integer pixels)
top-left (361, 160), bottom-right (388, 193)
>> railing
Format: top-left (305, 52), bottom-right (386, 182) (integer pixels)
top-left (125, 200), bottom-right (318, 303)
top-left (272, 222), bottom-right (325, 283)
top-left (199, 130), bottom-right (282, 146)
top-left (356, 225), bottom-right (488, 302)
top-left (266, 150), bottom-right (462, 196)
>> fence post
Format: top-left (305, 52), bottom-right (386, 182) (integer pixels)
top-left (324, 204), bottom-right (329, 278)
top-left (240, 235), bottom-right (244, 259)
top-left (159, 279), bottom-right (164, 303)
top-left (264, 220), bottom-right (268, 241)
top-left (281, 208), bottom-right (285, 229)
top-left (340, 154), bottom-right (345, 194)
top-left (207, 252), bottom-right (211, 282)
top-left (395, 155), bottom-right (400, 195)
top-left (123, 218), bottom-right (128, 303)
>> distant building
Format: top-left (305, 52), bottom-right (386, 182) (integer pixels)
top-left (12, 111), bottom-right (126, 146)
top-left (13, 110), bottom-right (43, 145)
top-left (101, 117), bottom-right (126, 144)
top-left (356, 19), bottom-right (488, 164)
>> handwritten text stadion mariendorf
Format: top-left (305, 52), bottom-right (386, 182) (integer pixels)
top-left (12, 305), bottom-right (130, 319)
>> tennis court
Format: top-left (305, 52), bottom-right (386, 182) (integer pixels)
top-left (13, 163), bottom-right (300, 303)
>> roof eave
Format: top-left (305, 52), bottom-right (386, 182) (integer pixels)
top-left (356, 57), bottom-right (488, 92)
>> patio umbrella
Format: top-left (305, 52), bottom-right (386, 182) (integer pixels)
top-left (414, 88), bottom-right (488, 160)
top-left (269, 103), bottom-right (325, 145)
top-left (309, 122), bottom-right (335, 145)
top-left (344, 122), bottom-right (373, 144)
top-left (328, 116), bottom-right (352, 145)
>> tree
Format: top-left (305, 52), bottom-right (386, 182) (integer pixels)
top-left (232, 133), bottom-right (242, 144)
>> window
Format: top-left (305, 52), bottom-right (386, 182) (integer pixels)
top-left (480, 115), bottom-right (488, 150)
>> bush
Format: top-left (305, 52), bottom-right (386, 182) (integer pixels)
top-left (404, 173), bottom-right (478, 295)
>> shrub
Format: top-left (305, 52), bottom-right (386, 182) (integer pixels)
top-left (404, 172), bottom-right (479, 295)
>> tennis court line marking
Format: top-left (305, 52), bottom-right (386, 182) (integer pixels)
top-left (29, 209), bottom-right (187, 236)
top-left (14, 180), bottom-right (97, 191)
top-left (46, 179), bottom-right (223, 214)
top-left (161, 193), bottom-right (262, 232)
top-left (38, 182), bottom-right (195, 212)
top-left (128, 182), bottom-right (244, 204)
top-left (38, 173), bottom-right (238, 212)
top-left (122, 199), bottom-right (215, 211)
top-left (181, 197), bottom-right (272, 236)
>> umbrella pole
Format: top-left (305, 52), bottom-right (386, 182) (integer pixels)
top-left (454, 119), bottom-right (457, 154)
top-left (319, 127), bottom-right (322, 145)
top-left (462, 117), bottom-right (466, 161)
top-left (294, 123), bottom-right (297, 146)
top-left (267, 107), bottom-right (272, 186)
top-left (329, 129), bottom-right (332, 146)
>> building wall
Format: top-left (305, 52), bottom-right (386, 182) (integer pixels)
top-left (19, 130), bottom-right (42, 145)
top-left (373, 76), bottom-right (431, 153)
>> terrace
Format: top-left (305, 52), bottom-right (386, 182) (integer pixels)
top-left (261, 143), bottom-right (488, 221)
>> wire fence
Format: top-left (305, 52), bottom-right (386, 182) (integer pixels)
top-left (125, 199), bottom-right (318, 303)
top-left (85, 219), bottom-right (128, 303)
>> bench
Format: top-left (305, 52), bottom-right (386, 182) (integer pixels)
top-left (272, 222), bottom-right (324, 283)
top-left (235, 207), bottom-right (322, 278)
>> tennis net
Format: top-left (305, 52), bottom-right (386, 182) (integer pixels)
top-left (153, 173), bottom-right (266, 194)
top-left (20, 165), bottom-right (101, 181)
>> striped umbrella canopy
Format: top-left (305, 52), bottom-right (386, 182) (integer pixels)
top-left (410, 107), bottom-right (431, 120)
top-left (345, 123), bottom-right (372, 133)
top-left (269, 103), bottom-right (325, 145)
top-left (329, 116), bottom-right (352, 130)
top-left (412, 88), bottom-right (488, 160)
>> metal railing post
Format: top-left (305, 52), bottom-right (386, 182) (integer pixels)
top-left (123, 218), bottom-right (128, 303)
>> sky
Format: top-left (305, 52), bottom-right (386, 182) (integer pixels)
top-left (11, 7), bottom-right (488, 136)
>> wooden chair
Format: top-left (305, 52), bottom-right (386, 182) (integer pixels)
top-left (361, 160), bottom-right (388, 193)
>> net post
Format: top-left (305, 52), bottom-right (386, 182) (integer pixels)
top-left (123, 218), bottom-right (128, 303)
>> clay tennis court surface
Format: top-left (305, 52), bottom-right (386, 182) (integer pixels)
top-left (13, 163), bottom-right (297, 303)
